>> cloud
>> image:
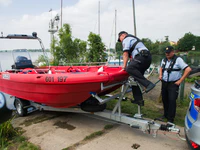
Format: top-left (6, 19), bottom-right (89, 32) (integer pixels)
top-left (61, 0), bottom-right (133, 49)
top-left (0, 0), bottom-right (12, 6)
top-left (135, 0), bottom-right (200, 41)
top-left (0, 11), bottom-right (52, 50)
top-left (0, 0), bottom-right (200, 50)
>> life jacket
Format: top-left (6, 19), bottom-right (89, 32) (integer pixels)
top-left (161, 55), bottom-right (181, 81)
top-left (124, 34), bottom-right (141, 57)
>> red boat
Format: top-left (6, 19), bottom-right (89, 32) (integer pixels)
top-left (0, 65), bottom-right (128, 108)
top-left (0, 32), bottom-right (129, 116)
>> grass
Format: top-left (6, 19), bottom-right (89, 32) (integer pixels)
top-left (104, 124), bottom-right (114, 130)
top-left (17, 142), bottom-right (40, 150)
top-left (63, 124), bottom-right (114, 150)
top-left (83, 131), bottom-right (104, 141)
top-left (0, 118), bottom-right (40, 150)
top-left (106, 94), bottom-right (190, 127)
top-left (0, 118), bottom-right (18, 148)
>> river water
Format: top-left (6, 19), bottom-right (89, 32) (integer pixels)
top-left (0, 52), bottom-right (199, 71)
top-left (0, 51), bottom-right (46, 71)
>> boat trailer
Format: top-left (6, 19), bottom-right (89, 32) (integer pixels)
top-left (1, 77), bottom-right (180, 138)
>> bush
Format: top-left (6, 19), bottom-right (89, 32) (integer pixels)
top-left (0, 119), bottom-right (17, 148)
top-left (188, 51), bottom-right (200, 56)
top-left (186, 76), bottom-right (200, 83)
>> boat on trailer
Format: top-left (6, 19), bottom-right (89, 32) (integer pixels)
top-left (0, 32), bottom-right (182, 138)
top-left (0, 65), bottom-right (129, 108)
top-left (0, 32), bottom-right (129, 111)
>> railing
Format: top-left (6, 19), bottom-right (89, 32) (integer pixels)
top-left (59, 62), bottom-right (108, 66)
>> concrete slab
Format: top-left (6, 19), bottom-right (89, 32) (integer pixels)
top-left (77, 124), bottom-right (187, 150)
top-left (12, 111), bottom-right (109, 150)
top-left (12, 111), bottom-right (188, 150)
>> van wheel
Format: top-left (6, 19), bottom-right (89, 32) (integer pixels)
top-left (0, 93), bottom-right (6, 110)
top-left (0, 93), bottom-right (13, 123)
top-left (14, 98), bottom-right (30, 117)
top-left (80, 97), bottom-right (106, 112)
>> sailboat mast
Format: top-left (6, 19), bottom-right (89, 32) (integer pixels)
top-left (98, 1), bottom-right (100, 35)
top-left (61, 0), bottom-right (63, 27)
top-left (115, 9), bottom-right (117, 55)
top-left (132, 0), bottom-right (137, 36)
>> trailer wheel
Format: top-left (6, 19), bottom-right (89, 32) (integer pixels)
top-left (80, 97), bottom-right (106, 112)
top-left (14, 98), bottom-right (30, 117)
top-left (0, 93), bottom-right (6, 110)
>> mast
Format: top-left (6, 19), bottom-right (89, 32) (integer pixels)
top-left (115, 9), bottom-right (117, 55)
top-left (98, 1), bottom-right (100, 35)
top-left (132, 0), bottom-right (137, 36)
top-left (61, 0), bottom-right (63, 27)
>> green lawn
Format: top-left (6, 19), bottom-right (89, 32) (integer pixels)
top-left (106, 94), bottom-right (190, 127)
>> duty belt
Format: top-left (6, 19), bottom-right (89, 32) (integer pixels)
top-left (162, 79), bottom-right (179, 84)
top-left (136, 49), bottom-right (150, 57)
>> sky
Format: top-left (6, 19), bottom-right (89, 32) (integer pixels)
top-left (0, 0), bottom-right (200, 50)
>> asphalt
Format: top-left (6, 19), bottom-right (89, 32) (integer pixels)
top-left (12, 110), bottom-right (188, 150)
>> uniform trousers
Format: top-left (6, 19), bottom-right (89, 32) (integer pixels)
top-left (126, 53), bottom-right (152, 101)
top-left (161, 80), bottom-right (179, 122)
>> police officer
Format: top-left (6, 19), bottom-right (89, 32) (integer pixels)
top-left (118, 31), bottom-right (155, 106)
top-left (159, 46), bottom-right (191, 123)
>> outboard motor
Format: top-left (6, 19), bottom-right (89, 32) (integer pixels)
top-left (12, 55), bottom-right (34, 69)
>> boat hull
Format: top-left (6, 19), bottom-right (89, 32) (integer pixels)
top-left (0, 66), bottom-right (128, 108)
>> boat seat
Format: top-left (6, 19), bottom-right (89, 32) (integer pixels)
top-left (19, 68), bottom-right (37, 74)
top-left (36, 70), bottom-right (46, 74)
top-left (66, 67), bottom-right (81, 72)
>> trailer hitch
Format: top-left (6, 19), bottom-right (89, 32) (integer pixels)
top-left (160, 122), bottom-right (180, 133)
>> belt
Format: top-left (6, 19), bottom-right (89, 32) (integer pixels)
top-left (162, 79), bottom-right (179, 83)
top-left (135, 50), bottom-right (150, 57)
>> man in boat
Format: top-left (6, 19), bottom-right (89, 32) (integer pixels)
top-left (159, 46), bottom-right (191, 123)
top-left (118, 31), bottom-right (155, 106)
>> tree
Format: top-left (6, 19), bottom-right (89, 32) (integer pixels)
top-left (141, 38), bottom-right (152, 49)
top-left (116, 38), bottom-right (164, 56)
top-left (151, 40), bottom-right (160, 54)
top-left (115, 42), bottom-right (123, 59)
top-left (195, 36), bottom-right (200, 51)
top-left (157, 41), bottom-right (170, 55)
top-left (177, 32), bottom-right (196, 51)
top-left (141, 38), bottom-right (160, 54)
top-left (50, 24), bottom-right (87, 65)
top-left (86, 32), bottom-right (106, 62)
